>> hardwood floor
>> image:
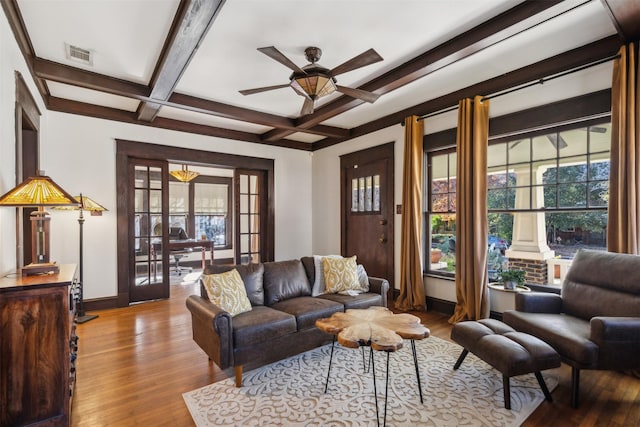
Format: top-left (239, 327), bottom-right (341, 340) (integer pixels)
top-left (71, 277), bottom-right (639, 426)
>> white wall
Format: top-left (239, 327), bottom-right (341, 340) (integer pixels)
top-left (0, 12), bottom-right (48, 274)
top-left (40, 112), bottom-right (312, 299)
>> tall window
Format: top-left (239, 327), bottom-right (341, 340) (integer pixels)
top-left (427, 122), bottom-right (610, 277)
top-left (167, 175), bottom-right (232, 249)
top-left (169, 181), bottom-right (189, 230)
top-left (194, 181), bottom-right (231, 247)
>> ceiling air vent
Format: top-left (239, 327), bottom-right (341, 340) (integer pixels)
top-left (65, 43), bottom-right (93, 65)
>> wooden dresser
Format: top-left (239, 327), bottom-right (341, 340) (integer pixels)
top-left (0, 264), bottom-right (78, 427)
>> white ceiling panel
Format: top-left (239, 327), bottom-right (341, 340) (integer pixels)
top-left (18, 0), bottom-right (179, 84)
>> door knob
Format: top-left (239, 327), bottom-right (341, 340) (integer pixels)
top-left (379, 219), bottom-right (387, 225)
top-left (379, 234), bottom-right (387, 243)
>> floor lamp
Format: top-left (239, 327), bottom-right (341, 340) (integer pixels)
top-left (55, 193), bottom-right (107, 323)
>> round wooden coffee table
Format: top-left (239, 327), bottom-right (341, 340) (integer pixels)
top-left (316, 306), bottom-right (430, 427)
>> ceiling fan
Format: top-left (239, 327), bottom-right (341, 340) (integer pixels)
top-left (239, 46), bottom-right (383, 116)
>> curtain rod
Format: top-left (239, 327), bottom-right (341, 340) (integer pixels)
top-left (415, 54), bottom-right (619, 122)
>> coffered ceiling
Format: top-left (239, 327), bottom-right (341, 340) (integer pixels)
top-left (3, 0), bottom-right (639, 151)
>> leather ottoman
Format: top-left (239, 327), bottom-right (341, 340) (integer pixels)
top-left (451, 318), bottom-right (560, 409)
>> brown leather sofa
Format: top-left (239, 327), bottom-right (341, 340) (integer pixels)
top-left (186, 257), bottom-right (389, 386)
top-left (503, 250), bottom-right (640, 407)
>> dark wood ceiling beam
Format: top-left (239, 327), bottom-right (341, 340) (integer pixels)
top-left (263, 0), bottom-right (588, 142)
top-left (600, 0), bottom-right (640, 42)
top-left (33, 58), bottom-right (151, 99)
top-left (311, 35), bottom-right (621, 151)
top-left (137, 0), bottom-right (226, 122)
top-left (167, 93), bottom-right (349, 138)
top-left (32, 58), bottom-right (349, 138)
top-left (47, 96), bottom-right (312, 151)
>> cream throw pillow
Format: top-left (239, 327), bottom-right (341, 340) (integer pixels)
top-left (202, 269), bottom-right (252, 317)
top-left (312, 254), bottom-right (342, 296)
top-left (323, 256), bottom-right (361, 294)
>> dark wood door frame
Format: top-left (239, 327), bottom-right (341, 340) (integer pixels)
top-left (340, 142), bottom-right (395, 286)
top-left (14, 71), bottom-right (41, 268)
top-left (115, 139), bottom-right (274, 307)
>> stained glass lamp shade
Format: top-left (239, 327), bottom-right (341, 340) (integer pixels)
top-left (169, 165), bottom-right (199, 182)
top-left (0, 174), bottom-right (78, 274)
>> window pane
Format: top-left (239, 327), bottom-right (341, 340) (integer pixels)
top-left (588, 160), bottom-right (610, 181)
top-left (194, 183), bottom-right (228, 214)
top-left (149, 189), bottom-right (162, 213)
top-left (534, 134), bottom-right (560, 161)
top-left (510, 138), bottom-right (531, 163)
top-left (558, 156), bottom-right (587, 183)
top-left (373, 175), bottom-right (380, 211)
top-left (487, 143), bottom-right (506, 168)
top-left (488, 170), bottom-right (508, 189)
top-left (558, 183), bottom-right (587, 208)
top-left (365, 176), bottom-right (372, 211)
top-left (351, 178), bottom-right (358, 212)
top-left (562, 128), bottom-right (587, 156)
top-left (448, 154), bottom-right (457, 192)
top-left (589, 181), bottom-right (608, 207)
top-left (543, 185), bottom-right (557, 208)
top-left (249, 195), bottom-right (258, 214)
top-left (431, 194), bottom-right (449, 213)
top-left (358, 177), bottom-right (365, 212)
top-left (541, 162), bottom-right (558, 184)
top-left (169, 182), bottom-right (188, 214)
top-left (431, 154), bottom-right (448, 180)
top-left (487, 188), bottom-right (507, 210)
top-left (240, 213), bottom-right (249, 233)
top-left (195, 215), bottom-right (226, 245)
top-left (432, 178), bottom-right (447, 194)
top-left (590, 124), bottom-right (610, 153)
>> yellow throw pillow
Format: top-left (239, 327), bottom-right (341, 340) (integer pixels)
top-left (202, 269), bottom-right (252, 317)
top-left (323, 256), bottom-right (360, 294)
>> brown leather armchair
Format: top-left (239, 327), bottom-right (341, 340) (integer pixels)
top-left (503, 250), bottom-right (640, 407)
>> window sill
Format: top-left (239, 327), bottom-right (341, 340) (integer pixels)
top-left (424, 271), bottom-right (455, 281)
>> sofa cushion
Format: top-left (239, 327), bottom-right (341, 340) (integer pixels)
top-left (232, 306), bottom-right (297, 347)
top-left (206, 263), bottom-right (265, 306)
top-left (503, 310), bottom-right (599, 368)
top-left (270, 296), bottom-right (343, 330)
top-left (323, 256), bottom-right (361, 294)
top-left (202, 269), bottom-right (252, 317)
top-left (263, 259), bottom-right (311, 305)
top-left (318, 292), bottom-right (382, 309)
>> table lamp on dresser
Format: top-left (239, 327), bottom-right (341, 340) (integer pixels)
top-left (0, 172), bottom-right (78, 275)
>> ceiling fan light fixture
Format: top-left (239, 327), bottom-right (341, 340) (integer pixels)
top-left (290, 72), bottom-right (336, 100)
top-left (169, 164), bottom-right (199, 182)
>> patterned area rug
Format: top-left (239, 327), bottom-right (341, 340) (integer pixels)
top-left (183, 336), bottom-right (557, 426)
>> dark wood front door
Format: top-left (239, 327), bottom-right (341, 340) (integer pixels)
top-left (340, 142), bottom-right (394, 287)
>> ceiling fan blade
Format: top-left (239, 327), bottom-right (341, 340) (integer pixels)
top-left (547, 134), bottom-right (568, 149)
top-left (335, 85), bottom-right (380, 103)
top-left (239, 83), bottom-right (290, 96)
top-left (257, 46), bottom-right (307, 74)
top-left (330, 48), bottom-right (383, 76)
top-left (300, 98), bottom-right (315, 116)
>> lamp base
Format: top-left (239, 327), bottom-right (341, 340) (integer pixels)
top-left (21, 262), bottom-right (59, 276)
top-left (76, 313), bottom-right (99, 324)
